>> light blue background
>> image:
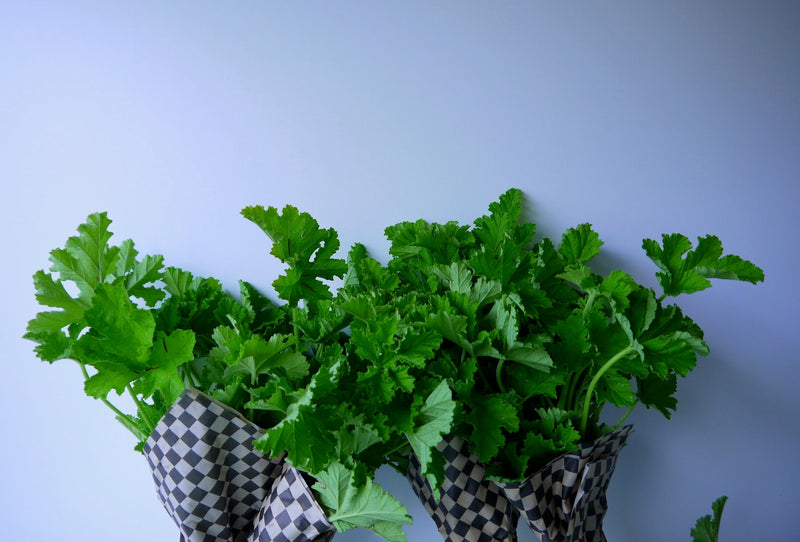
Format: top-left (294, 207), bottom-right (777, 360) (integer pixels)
top-left (2, 2), bottom-right (798, 541)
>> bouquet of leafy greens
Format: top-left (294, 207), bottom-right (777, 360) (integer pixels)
top-left (343, 188), bottom-right (763, 481)
top-left (25, 189), bottom-right (762, 540)
top-left (24, 208), bottom-right (456, 542)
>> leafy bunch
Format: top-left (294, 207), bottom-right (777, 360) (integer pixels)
top-left (238, 204), bottom-right (456, 540)
top-left (26, 208), bottom-right (456, 542)
top-left (23, 212), bottom-right (249, 446)
top-left (347, 188), bottom-right (763, 480)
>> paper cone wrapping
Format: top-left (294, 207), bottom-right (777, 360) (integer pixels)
top-left (143, 388), bottom-right (335, 542)
top-left (497, 426), bottom-right (632, 542)
top-left (407, 426), bottom-right (632, 542)
top-left (407, 435), bottom-right (520, 542)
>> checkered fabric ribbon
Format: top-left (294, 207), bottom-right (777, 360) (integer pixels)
top-left (406, 435), bottom-right (520, 542)
top-left (497, 425), bottom-right (633, 542)
top-left (143, 387), bottom-right (335, 542)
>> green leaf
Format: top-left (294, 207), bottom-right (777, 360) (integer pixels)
top-left (559, 223), bottom-right (603, 265)
top-left (74, 283), bottom-right (155, 371)
top-left (134, 330), bottom-right (195, 404)
top-left (26, 270), bottom-right (88, 334)
top-left (344, 243), bottom-right (399, 294)
top-left (504, 342), bottom-right (553, 372)
top-left (487, 296), bottom-right (519, 350)
top-left (691, 496), bottom-right (728, 542)
top-left (470, 277), bottom-right (503, 307)
top-left (253, 360), bottom-right (341, 474)
top-left (467, 242), bottom-right (523, 285)
top-left (385, 219), bottom-right (473, 267)
top-left (641, 332), bottom-right (700, 379)
top-left (465, 394), bottom-right (520, 463)
top-left (24, 329), bottom-right (72, 362)
top-left (550, 312), bottom-right (592, 370)
top-left (599, 270), bottom-right (637, 311)
top-left (472, 187), bottom-right (527, 249)
top-left (643, 234), bottom-right (764, 297)
top-left (596, 369), bottom-right (636, 408)
top-left (637, 373), bottom-right (678, 418)
top-left (404, 380), bottom-right (455, 494)
top-left (335, 416), bottom-right (382, 460)
top-left (434, 262), bottom-right (474, 296)
top-left (161, 267), bottom-right (203, 297)
top-left (123, 252), bottom-right (165, 307)
top-left (245, 379), bottom-right (300, 415)
top-left (83, 364), bottom-right (140, 398)
top-left (425, 310), bottom-right (471, 353)
top-left (625, 287), bottom-right (658, 338)
top-left (557, 264), bottom-right (597, 291)
top-left (313, 462), bottom-right (412, 542)
top-left (398, 329), bottom-right (442, 365)
top-left (241, 204), bottom-right (348, 306)
top-left (48, 212), bottom-right (119, 298)
top-left (219, 332), bottom-right (308, 386)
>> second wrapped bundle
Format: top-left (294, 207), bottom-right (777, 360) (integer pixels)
top-left (408, 426), bottom-right (632, 542)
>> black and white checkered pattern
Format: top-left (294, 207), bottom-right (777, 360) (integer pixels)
top-left (249, 464), bottom-right (335, 542)
top-left (497, 425), bottom-right (633, 542)
top-left (143, 387), bottom-right (335, 542)
top-left (406, 435), bottom-right (519, 542)
top-left (408, 426), bottom-right (631, 542)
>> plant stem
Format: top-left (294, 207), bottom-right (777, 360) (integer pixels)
top-left (292, 306), bottom-right (302, 355)
top-left (579, 346), bottom-right (633, 434)
top-left (127, 384), bottom-right (156, 434)
top-left (385, 437), bottom-right (411, 459)
top-left (79, 363), bottom-right (141, 437)
top-left (180, 363), bottom-right (200, 388)
top-left (583, 291), bottom-right (597, 318)
top-left (495, 359), bottom-right (508, 394)
top-left (612, 399), bottom-right (639, 430)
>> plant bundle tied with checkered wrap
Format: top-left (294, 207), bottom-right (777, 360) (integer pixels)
top-left (144, 387), bottom-right (335, 542)
top-left (407, 426), bottom-right (631, 542)
top-left (496, 425), bottom-right (632, 542)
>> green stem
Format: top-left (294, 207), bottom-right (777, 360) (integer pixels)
top-left (495, 359), bottom-right (508, 394)
top-left (385, 437), bottom-right (411, 460)
top-left (563, 371), bottom-right (582, 412)
top-left (579, 346), bottom-right (634, 434)
top-left (558, 374), bottom-right (573, 410)
top-left (127, 384), bottom-right (156, 434)
top-left (583, 291), bottom-right (598, 318)
top-left (180, 363), bottom-right (200, 388)
top-left (79, 363), bottom-right (144, 439)
top-left (613, 399), bottom-right (639, 430)
top-left (292, 306), bottom-right (302, 354)
top-left (79, 364), bottom-right (129, 420)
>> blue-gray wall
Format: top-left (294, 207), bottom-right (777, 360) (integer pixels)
top-left (2, 2), bottom-right (797, 540)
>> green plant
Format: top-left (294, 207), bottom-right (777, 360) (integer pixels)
top-left (345, 188), bottom-right (763, 480)
top-left (24, 209), bottom-right (451, 542)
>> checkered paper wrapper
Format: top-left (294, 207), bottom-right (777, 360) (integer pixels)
top-left (407, 435), bottom-right (520, 542)
top-left (143, 387), bottom-right (335, 542)
top-left (497, 425), bottom-right (633, 542)
top-left (407, 426), bottom-right (632, 542)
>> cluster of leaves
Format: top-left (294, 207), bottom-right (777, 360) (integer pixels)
top-left (25, 208), bottom-right (455, 542)
top-left (23, 212), bottom-right (247, 445)
top-left (346, 188), bottom-right (764, 481)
